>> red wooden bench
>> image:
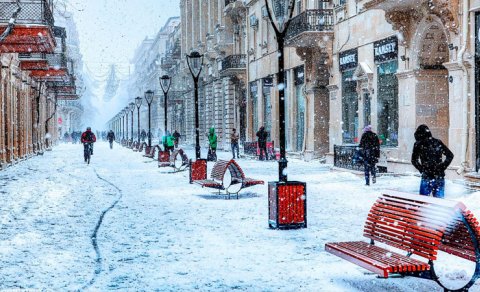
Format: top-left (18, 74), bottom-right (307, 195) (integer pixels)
top-left (137, 142), bottom-right (146, 153)
top-left (143, 145), bottom-right (158, 159)
top-left (193, 159), bottom-right (264, 199)
top-left (158, 149), bottom-right (189, 172)
top-left (325, 191), bottom-right (480, 291)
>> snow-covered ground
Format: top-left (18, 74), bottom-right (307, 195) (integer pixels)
top-left (1, 142), bottom-right (479, 291)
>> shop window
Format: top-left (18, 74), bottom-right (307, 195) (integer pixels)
top-left (342, 70), bottom-right (358, 144)
top-left (377, 61), bottom-right (398, 147)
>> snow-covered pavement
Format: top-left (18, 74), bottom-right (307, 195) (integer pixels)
top-left (1, 142), bottom-right (479, 291)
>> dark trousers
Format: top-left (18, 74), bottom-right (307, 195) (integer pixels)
top-left (258, 143), bottom-right (267, 160)
top-left (364, 160), bottom-right (376, 185)
top-left (420, 177), bottom-right (445, 198)
top-left (231, 142), bottom-right (239, 159)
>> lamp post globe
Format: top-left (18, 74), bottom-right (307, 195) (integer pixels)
top-left (186, 50), bottom-right (204, 160)
top-left (159, 75), bottom-right (171, 142)
top-left (135, 96), bottom-right (142, 144)
top-left (144, 90), bottom-right (154, 147)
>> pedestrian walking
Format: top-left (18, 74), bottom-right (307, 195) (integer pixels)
top-left (411, 124), bottom-right (454, 198)
top-left (207, 127), bottom-right (217, 162)
top-left (140, 129), bottom-right (147, 143)
top-left (173, 130), bottom-right (181, 148)
top-left (230, 128), bottom-right (240, 159)
top-left (359, 125), bottom-right (380, 186)
top-left (162, 130), bottom-right (175, 153)
top-left (107, 130), bottom-right (115, 149)
top-left (256, 126), bottom-right (268, 160)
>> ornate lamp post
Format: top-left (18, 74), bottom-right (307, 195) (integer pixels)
top-left (159, 75), bottom-right (171, 139)
top-left (124, 106), bottom-right (129, 142)
top-left (264, 0), bottom-right (306, 229)
top-left (129, 102), bottom-right (135, 144)
top-left (186, 51), bottom-right (204, 160)
top-left (135, 96), bottom-right (142, 144)
top-left (144, 90), bottom-right (155, 147)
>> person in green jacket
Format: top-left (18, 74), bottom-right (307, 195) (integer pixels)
top-left (162, 130), bottom-right (175, 153)
top-left (208, 127), bottom-right (217, 161)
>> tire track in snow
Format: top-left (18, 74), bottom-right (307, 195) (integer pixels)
top-left (81, 168), bottom-right (123, 290)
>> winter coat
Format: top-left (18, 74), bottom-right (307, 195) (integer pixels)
top-left (231, 131), bottom-right (239, 144)
top-left (81, 130), bottom-right (97, 144)
top-left (256, 127), bottom-right (268, 145)
top-left (411, 124), bottom-right (454, 179)
top-left (107, 131), bottom-right (115, 142)
top-left (359, 130), bottom-right (380, 164)
top-left (140, 130), bottom-right (147, 140)
top-left (162, 134), bottom-right (175, 148)
top-left (208, 127), bottom-right (217, 149)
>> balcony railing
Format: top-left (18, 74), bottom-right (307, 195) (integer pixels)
top-left (220, 54), bottom-right (246, 72)
top-left (0, 0), bottom-right (54, 26)
top-left (46, 53), bottom-right (67, 68)
top-left (285, 9), bottom-right (334, 40)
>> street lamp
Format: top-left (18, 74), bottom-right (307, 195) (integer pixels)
top-left (144, 90), bottom-right (155, 147)
top-left (186, 50), bottom-right (204, 160)
top-left (122, 109), bottom-right (126, 142)
top-left (159, 75), bottom-right (171, 140)
top-left (135, 96), bottom-right (142, 144)
top-left (124, 106), bottom-right (129, 142)
top-left (129, 102), bottom-right (135, 145)
top-left (264, 0), bottom-right (306, 229)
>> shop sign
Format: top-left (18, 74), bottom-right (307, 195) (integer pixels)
top-left (339, 49), bottom-right (358, 71)
top-left (374, 36), bottom-right (398, 63)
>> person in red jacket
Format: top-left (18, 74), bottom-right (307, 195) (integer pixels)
top-left (81, 127), bottom-right (97, 156)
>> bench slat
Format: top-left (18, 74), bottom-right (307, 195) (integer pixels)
top-left (326, 241), bottom-right (430, 278)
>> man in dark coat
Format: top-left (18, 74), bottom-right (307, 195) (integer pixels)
top-left (107, 130), bottom-right (115, 149)
top-left (173, 130), bottom-right (181, 148)
top-left (359, 125), bottom-right (380, 185)
top-left (256, 126), bottom-right (268, 160)
top-left (411, 124), bottom-right (454, 198)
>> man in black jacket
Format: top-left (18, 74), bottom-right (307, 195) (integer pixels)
top-left (411, 124), bottom-right (453, 198)
top-left (256, 126), bottom-right (268, 160)
top-left (359, 125), bottom-right (380, 185)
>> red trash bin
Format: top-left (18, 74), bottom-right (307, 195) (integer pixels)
top-left (268, 181), bottom-right (307, 229)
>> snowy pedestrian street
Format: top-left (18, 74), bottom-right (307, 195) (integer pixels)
top-left (1, 143), bottom-right (479, 291)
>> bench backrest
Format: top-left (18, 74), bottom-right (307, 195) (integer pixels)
top-left (227, 160), bottom-right (246, 181)
top-left (438, 209), bottom-right (480, 262)
top-left (364, 191), bottom-right (466, 261)
top-left (210, 160), bottom-right (230, 181)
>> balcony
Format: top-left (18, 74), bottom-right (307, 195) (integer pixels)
top-left (285, 9), bottom-right (334, 48)
top-left (160, 56), bottom-right (176, 70)
top-left (29, 52), bottom-right (68, 81)
top-left (0, 0), bottom-right (56, 53)
top-left (362, 0), bottom-right (458, 36)
top-left (219, 54), bottom-right (246, 77)
top-left (19, 53), bottom-right (49, 70)
top-left (46, 75), bottom-right (75, 95)
top-left (58, 100), bottom-right (83, 110)
top-left (224, 0), bottom-right (246, 17)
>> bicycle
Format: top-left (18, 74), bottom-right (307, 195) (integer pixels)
top-left (84, 143), bottom-right (93, 164)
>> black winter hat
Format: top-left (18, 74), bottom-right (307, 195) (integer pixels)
top-left (414, 124), bottom-right (432, 141)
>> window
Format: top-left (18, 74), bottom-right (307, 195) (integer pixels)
top-left (377, 61), bottom-right (399, 146)
top-left (342, 70), bottom-right (358, 144)
top-left (250, 82), bottom-right (258, 134)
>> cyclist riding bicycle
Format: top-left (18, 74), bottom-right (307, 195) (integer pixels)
top-left (81, 127), bottom-right (97, 162)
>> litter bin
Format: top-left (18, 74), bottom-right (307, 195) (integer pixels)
top-left (268, 181), bottom-right (307, 229)
top-left (189, 159), bottom-right (207, 183)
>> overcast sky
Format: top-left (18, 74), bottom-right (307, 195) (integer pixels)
top-left (64, 0), bottom-right (180, 77)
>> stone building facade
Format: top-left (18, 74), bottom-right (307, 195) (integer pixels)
top-left (325, 0), bottom-right (476, 178)
top-left (0, 0), bottom-right (78, 169)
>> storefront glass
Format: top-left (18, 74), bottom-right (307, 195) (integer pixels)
top-left (342, 70), bottom-right (358, 143)
top-left (376, 60), bottom-right (398, 146)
